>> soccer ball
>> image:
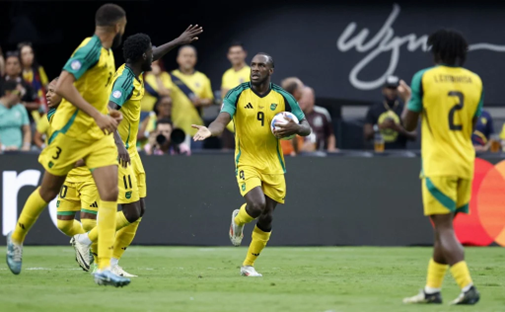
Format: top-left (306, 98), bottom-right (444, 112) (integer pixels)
top-left (270, 112), bottom-right (300, 140)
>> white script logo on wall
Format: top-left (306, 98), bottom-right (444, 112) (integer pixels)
top-left (2, 170), bottom-right (58, 236)
top-left (337, 4), bottom-right (505, 90)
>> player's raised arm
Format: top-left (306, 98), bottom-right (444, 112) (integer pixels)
top-left (399, 79), bottom-right (420, 132)
top-left (152, 25), bottom-right (203, 61)
top-left (192, 112), bottom-right (231, 141)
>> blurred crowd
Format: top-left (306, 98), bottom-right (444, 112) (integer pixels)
top-left (0, 42), bottom-right (500, 155)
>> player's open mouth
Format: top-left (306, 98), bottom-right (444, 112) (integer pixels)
top-left (251, 74), bottom-right (260, 79)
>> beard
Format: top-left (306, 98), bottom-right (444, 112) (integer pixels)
top-left (112, 33), bottom-right (123, 49)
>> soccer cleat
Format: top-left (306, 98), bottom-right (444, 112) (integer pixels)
top-left (111, 264), bottom-right (138, 278)
top-left (240, 265), bottom-right (262, 277)
top-left (450, 286), bottom-right (480, 305)
top-left (403, 290), bottom-right (442, 304)
top-left (93, 269), bottom-right (131, 287)
top-left (70, 235), bottom-right (91, 272)
top-left (6, 231), bottom-right (23, 275)
top-left (90, 263), bottom-right (98, 274)
top-left (229, 209), bottom-right (244, 246)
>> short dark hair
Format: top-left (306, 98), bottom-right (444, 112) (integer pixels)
top-left (257, 52), bottom-right (274, 68)
top-left (229, 42), bottom-right (245, 50)
top-left (5, 50), bottom-right (20, 62)
top-left (157, 118), bottom-right (173, 127)
top-left (95, 3), bottom-right (126, 27)
top-left (123, 33), bottom-right (151, 62)
top-left (283, 81), bottom-right (299, 95)
top-left (2, 80), bottom-right (18, 96)
top-left (178, 45), bottom-right (197, 56)
top-left (428, 29), bottom-right (468, 66)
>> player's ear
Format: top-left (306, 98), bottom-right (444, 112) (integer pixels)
top-left (269, 68), bottom-right (274, 75)
top-left (143, 53), bottom-right (147, 61)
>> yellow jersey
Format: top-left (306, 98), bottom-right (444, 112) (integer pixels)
top-left (140, 72), bottom-right (172, 112)
top-left (169, 69), bottom-right (213, 136)
top-left (408, 65), bottom-right (484, 179)
top-left (221, 66), bottom-right (250, 95)
top-left (221, 82), bottom-right (305, 175)
top-left (109, 64), bottom-right (144, 154)
top-left (50, 35), bottom-right (115, 143)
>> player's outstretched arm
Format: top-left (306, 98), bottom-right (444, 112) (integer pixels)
top-left (398, 79), bottom-right (419, 132)
top-left (192, 112), bottom-right (231, 141)
top-left (56, 71), bottom-right (118, 134)
top-left (153, 25), bottom-right (203, 61)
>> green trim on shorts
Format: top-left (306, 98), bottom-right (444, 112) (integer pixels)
top-left (81, 208), bottom-right (98, 215)
top-left (425, 178), bottom-right (456, 211)
top-left (456, 203), bottom-right (469, 214)
top-left (57, 211), bottom-right (76, 216)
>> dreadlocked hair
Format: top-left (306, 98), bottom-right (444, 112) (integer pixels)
top-left (428, 29), bottom-right (468, 66)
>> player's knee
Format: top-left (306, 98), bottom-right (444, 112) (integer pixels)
top-left (40, 185), bottom-right (60, 202)
top-left (56, 219), bottom-right (73, 236)
top-left (258, 212), bottom-right (273, 228)
top-left (100, 186), bottom-right (118, 202)
top-left (122, 203), bottom-right (141, 223)
top-left (248, 200), bottom-right (266, 217)
top-left (81, 218), bottom-right (96, 232)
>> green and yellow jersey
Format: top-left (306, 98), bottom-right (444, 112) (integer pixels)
top-left (109, 64), bottom-right (144, 155)
top-left (221, 82), bottom-right (305, 175)
top-left (50, 35), bottom-right (115, 143)
top-left (408, 65), bottom-right (484, 179)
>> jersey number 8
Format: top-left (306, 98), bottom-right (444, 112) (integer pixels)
top-left (448, 91), bottom-right (464, 131)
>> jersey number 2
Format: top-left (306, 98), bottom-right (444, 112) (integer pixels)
top-left (448, 91), bottom-right (464, 131)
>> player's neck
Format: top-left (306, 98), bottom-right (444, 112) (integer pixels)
top-left (251, 81), bottom-right (271, 95)
top-left (179, 67), bottom-right (195, 75)
top-left (94, 28), bottom-right (114, 49)
top-left (126, 63), bottom-right (142, 78)
top-left (232, 63), bottom-right (246, 71)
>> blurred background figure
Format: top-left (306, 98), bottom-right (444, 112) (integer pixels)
top-left (1, 51), bottom-right (39, 121)
top-left (18, 42), bottom-right (49, 112)
top-left (220, 42), bottom-right (250, 149)
top-left (0, 46), bottom-right (5, 76)
top-left (138, 95), bottom-right (173, 145)
top-left (281, 77), bottom-right (304, 101)
top-left (34, 77), bottom-right (61, 150)
top-left (0, 80), bottom-right (31, 151)
top-left (363, 75), bottom-right (416, 150)
top-left (141, 59), bottom-right (172, 113)
top-left (472, 110), bottom-right (494, 152)
top-left (170, 45), bottom-right (213, 149)
top-left (144, 118), bottom-right (190, 155)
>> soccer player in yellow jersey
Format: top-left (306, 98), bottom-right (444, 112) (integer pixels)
top-left (6, 4), bottom-right (130, 287)
top-left (401, 30), bottom-right (481, 305)
top-left (193, 53), bottom-right (311, 277)
top-left (71, 26), bottom-right (203, 277)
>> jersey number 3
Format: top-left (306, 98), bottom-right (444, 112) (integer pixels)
top-left (448, 91), bottom-right (464, 131)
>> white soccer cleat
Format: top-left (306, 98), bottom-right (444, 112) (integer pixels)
top-left (403, 289), bottom-right (442, 304)
top-left (229, 209), bottom-right (244, 246)
top-left (240, 265), bottom-right (262, 277)
top-left (111, 264), bottom-right (138, 278)
top-left (70, 235), bottom-right (92, 272)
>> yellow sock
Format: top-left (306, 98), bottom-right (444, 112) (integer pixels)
top-left (234, 204), bottom-right (255, 226)
top-left (450, 261), bottom-right (473, 290)
top-left (82, 218), bottom-right (98, 263)
top-left (97, 201), bottom-right (117, 270)
top-left (88, 211), bottom-right (130, 242)
top-left (113, 218), bottom-right (141, 260)
top-left (56, 219), bottom-right (85, 236)
top-left (243, 226), bottom-right (271, 266)
top-left (12, 187), bottom-right (48, 243)
top-left (426, 258), bottom-right (448, 290)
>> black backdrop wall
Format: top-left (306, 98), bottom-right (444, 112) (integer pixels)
top-left (1, 0), bottom-right (505, 104)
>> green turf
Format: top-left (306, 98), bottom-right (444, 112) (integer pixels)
top-left (1, 246), bottom-right (504, 312)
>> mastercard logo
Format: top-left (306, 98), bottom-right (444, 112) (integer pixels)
top-left (454, 158), bottom-right (505, 246)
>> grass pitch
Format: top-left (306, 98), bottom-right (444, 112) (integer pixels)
top-left (0, 246), bottom-right (504, 312)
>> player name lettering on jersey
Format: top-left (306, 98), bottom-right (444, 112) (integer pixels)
top-left (434, 75), bottom-right (473, 83)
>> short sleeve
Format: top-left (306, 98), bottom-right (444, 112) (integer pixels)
top-left (109, 72), bottom-right (134, 107)
top-left (62, 37), bottom-right (101, 80)
top-left (474, 87), bottom-right (484, 118)
top-left (276, 87), bottom-right (305, 121)
top-left (19, 105), bottom-right (29, 126)
top-left (221, 86), bottom-right (243, 117)
top-left (407, 70), bottom-right (425, 113)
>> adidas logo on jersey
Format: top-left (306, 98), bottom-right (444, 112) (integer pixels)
top-left (89, 202), bottom-right (98, 208)
top-left (244, 103), bottom-right (253, 109)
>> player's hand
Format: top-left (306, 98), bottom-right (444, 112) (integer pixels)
top-left (192, 124), bottom-right (211, 141)
top-left (117, 142), bottom-right (130, 168)
top-left (178, 24), bottom-right (204, 45)
top-left (274, 117), bottom-right (300, 139)
top-left (109, 109), bottom-right (123, 124)
top-left (398, 79), bottom-right (412, 102)
top-left (95, 113), bottom-right (118, 135)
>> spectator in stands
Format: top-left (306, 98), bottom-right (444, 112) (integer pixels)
top-left (18, 42), bottom-right (49, 110)
top-left (0, 80), bottom-right (31, 151)
top-left (1, 51), bottom-right (39, 117)
top-left (363, 75), bottom-right (416, 149)
top-left (141, 59), bottom-right (172, 112)
top-left (170, 45), bottom-right (213, 148)
top-left (138, 95), bottom-right (173, 142)
top-left (0, 46), bottom-right (5, 77)
top-left (144, 118), bottom-right (190, 155)
top-left (299, 86), bottom-right (337, 151)
top-left (472, 110), bottom-right (494, 151)
top-left (281, 77), bottom-right (304, 101)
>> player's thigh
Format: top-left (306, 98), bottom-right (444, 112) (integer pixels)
top-left (422, 176), bottom-right (457, 216)
top-left (262, 173), bottom-right (286, 205)
top-left (78, 179), bottom-right (100, 218)
top-left (237, 166), bottom-right (262, 198)
top-left (56, 182), bottom-right (80, 219)
top-left (456, 179), bottom-right (472, 214)
top-left (117, 163), bottom-right (140, 205)
top-left (131, 152), bottom-right (147, 198)
top-left (39, 133), bottom-right (87, 176)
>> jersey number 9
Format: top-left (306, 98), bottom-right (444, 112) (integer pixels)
top-left (257, 112), bottom-right (264, 126)
top-left (448, 91), bottom-right (464, 131)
